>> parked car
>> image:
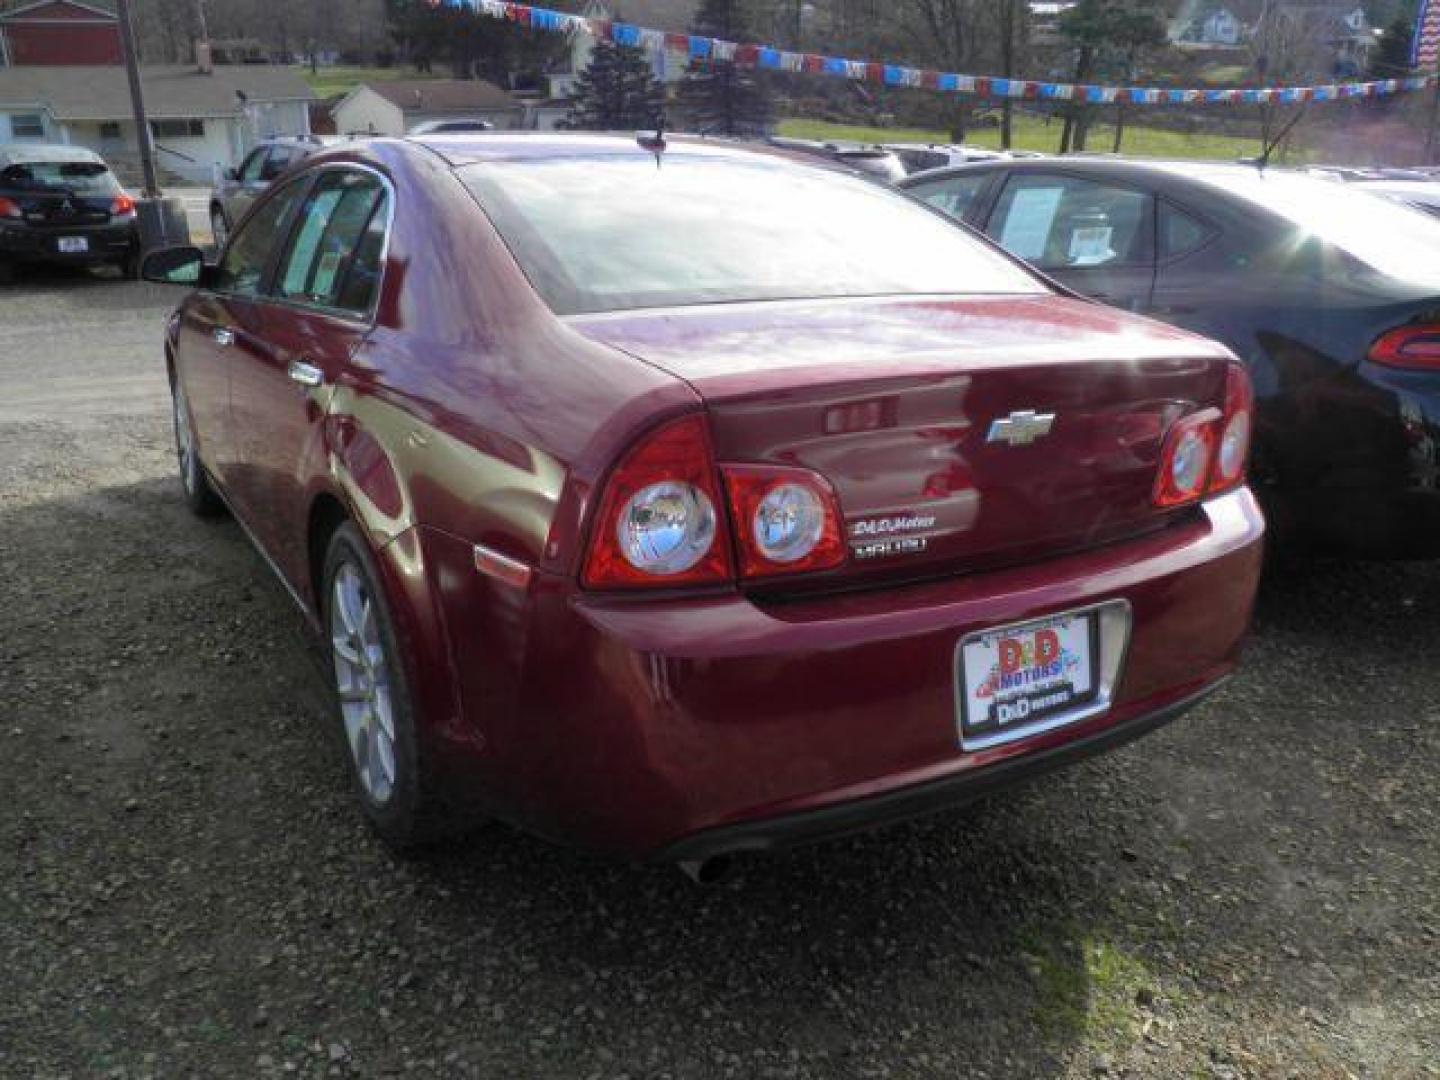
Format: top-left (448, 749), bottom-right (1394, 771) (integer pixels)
top-left (767, 137), bottom-right (908, 183)
top-left (882, 142), bottom-right (1010, 174)
top-left (209, 135), bottom-right (331, 249)
top-left (1352, 179), bottom-right (1440, 220)
top-left (0, 143), bottom-right (138, 283)
top-left (143, 134), bottom-right (1263, 871)
top-left (407, 118), bottom-right (496, 135)
top-left (903, 157), bottom-right (1440, 558)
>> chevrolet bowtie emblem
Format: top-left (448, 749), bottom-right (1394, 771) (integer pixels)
top-left (987, 409), bottom-right (1056, 446)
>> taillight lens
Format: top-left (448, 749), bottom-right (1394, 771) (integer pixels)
top-left (1154, 361), bottom-right (1254, 509)
top-left (110, 194), bottom-right (136, 218)
top-left (0, 196), bottom-right (21, 220)
top-left (1154, 413), bottom-right (1218, 507)
top-left (1369, 325), bottom-right (1440, 371)
top-left (1208, 361), bottom-right (1253, 494)
top-left (722, 465), bottom-right (846, 578)
top-left (582, 414), bottom-right (733, 589)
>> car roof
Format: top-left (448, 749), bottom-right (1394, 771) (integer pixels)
top-left (0, 142), bottom-right (105, 168)
top-left (408, 131), bottom-right (859, 173)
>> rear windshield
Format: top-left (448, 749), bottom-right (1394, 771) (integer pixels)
top-left (460, 154), bottom-right (1046, 315)
top-left (1197, 169), bottom-right (1440, 288)
top-left (1, 161), bottom-right (120, 196)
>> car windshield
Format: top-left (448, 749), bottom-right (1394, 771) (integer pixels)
top-left (460, 154), bottom-right (1045, 315)
top-left (0, 160), bottom-right (119, 195)
top-left (1197, 169), bottom-right (1440, 287)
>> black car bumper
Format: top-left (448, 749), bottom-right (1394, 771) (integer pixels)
top-left (0, 220), bottom-right (137, 265)
top-left (653, 678), bottom-right (1227, 864)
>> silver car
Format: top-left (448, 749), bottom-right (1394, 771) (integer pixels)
top-left (208, 136), bottom-right (329, 248)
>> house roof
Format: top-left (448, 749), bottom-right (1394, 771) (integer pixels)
top-left (0, 0), bottom-right (117, 20)
top-left (0, 64), bottom-right (315, 120)
top-left (357, 79), bottom-right (517, 114)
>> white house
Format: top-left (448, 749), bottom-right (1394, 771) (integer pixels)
top-left (1200, 7), bottom-right (1243, 44)
top-left (332, 80), bottom-right (523, 136)
top-left (551, 0), bottom-right (700, 101)
top-left (0, 64), bottom-right (314, 183)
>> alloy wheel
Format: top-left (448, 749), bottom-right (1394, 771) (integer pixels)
top-left (330, 562), bottom-right (397, 806)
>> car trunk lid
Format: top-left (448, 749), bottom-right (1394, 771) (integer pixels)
top-left (569, 295), bottom-right (1235, 586)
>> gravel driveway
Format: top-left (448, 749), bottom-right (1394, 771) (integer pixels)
top-left (2, 272), bottom-right (1437, 1079)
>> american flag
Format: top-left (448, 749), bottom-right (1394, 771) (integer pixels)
top-left (1415, 0), bottom-right (1440, 70)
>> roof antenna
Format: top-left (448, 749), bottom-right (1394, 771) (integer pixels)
top-left (637, 114), bottom-right (666, 166)
top-left (1257, 103), bottom-right (1308, 170)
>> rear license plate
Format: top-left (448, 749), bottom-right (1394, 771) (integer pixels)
top-left (57, 236), bottom-right (89, 253)
top-left (957, 610), bottom-right (1101, 745)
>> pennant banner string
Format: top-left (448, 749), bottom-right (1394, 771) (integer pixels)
top-left (430, 0), bottom-right (1439, 105)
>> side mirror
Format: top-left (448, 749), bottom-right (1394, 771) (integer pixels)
top-left (142, 245), bottom-right (209, 286)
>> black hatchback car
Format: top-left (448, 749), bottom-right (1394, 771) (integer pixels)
top-left (0, 144), bottom-right (139, 283)
top-left (903, 158), bottom-right (1440, 558)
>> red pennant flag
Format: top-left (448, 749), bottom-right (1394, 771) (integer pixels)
top-left (803, 54), bottom-right (824, 73)
top-left (865, 61), bottom-right (885, 82)
top-left (921, 69), bottom-right (939, 90)
top-left (734, 43), bottom-right (760, 66)
top-left (974, 76), bottom-right (991, 97)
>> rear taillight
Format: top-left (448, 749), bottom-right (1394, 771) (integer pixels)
top-left (1369, 325), bottom-right (1440, 371)
top-left (582, 415), bottom-right (849, 589)
top-left (110, 194), bottom-right (136, 218)
top-left (1153, 362), bottom-right (1255, 508)
top-left (722, 465), bottom-right (846, 579)
top-left (0, 196), bottom-right (20, 220)
top-left (582, 414), bottom-right (733, 589)
top-left (1208, 361), bottom-right (1253, 494)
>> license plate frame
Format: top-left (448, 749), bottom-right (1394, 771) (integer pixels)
top-left (955, 600), bottom-right (1131, 751)
top-left (57, 236), bottom-right (89, 254)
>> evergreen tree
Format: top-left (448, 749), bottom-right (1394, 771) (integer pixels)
top-left (562, 39), bottom-right (666, 130)
top-left (1370, 17), bottom-right (1416, 79)
top-left (677, 0), bottom-right (774, 136)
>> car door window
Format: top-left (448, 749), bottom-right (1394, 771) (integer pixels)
top-left (987, 174), bottom-right (1152, 270)
top-left (273, 170), bottom-right (388, 315)
top-left (213, 178), bottom-right (309, 296)
top-left (909, 172), bottom-right (992, 220)
top-left (1158, 200), bottom-right (1213, 260)
top-left (260, 147), bottom-right (295, 182)
top-left (238, 148), bottom-right (268, 184)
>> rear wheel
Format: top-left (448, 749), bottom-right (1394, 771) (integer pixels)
top-left (323, 522), bottom-right (442, 850)
top-left (119, 249), bottom-right (141, 280)
top-left (0, 260), bottom-right (14, 285)
top-left (171, 377), bottom-right (223, 517)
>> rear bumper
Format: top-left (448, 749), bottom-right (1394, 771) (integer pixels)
top-left (0, 220), bottom-right (137, 264)
top-left (431, 487), bottom-right (1265, 860)
top-left (655, 677), bottom-right (1226, 862)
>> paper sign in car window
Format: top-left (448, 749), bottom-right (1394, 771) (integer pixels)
top-left (1068, 225), bottom-right (1115, 265)
top-left (999, 186), bottom-right (1063, 261)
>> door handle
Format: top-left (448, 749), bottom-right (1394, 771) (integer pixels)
top-left (213, 327), bottom-right (235, 346)
top-left (288, 359), bottom-right (323, 388)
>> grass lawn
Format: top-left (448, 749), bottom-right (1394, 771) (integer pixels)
top-left (301, 65), bottom-right (437, 100)
top-left (777, 114), bottom-right (1264, 160)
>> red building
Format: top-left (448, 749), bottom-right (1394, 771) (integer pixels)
top-left (0, 0), bottom-right (122, 67)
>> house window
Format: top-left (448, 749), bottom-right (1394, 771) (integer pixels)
top-left (150, 119), bottom-right (205, 139)
top-left (11, 113), bottom-right (45, 139)
top-left (99, 121), bottom-right (122, 140)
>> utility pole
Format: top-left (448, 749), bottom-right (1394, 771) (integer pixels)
top-left (194, 0), bottom-right (209, 42)
top-left (115, 0), bottom-right (159, 199)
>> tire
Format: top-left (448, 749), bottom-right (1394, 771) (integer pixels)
top-left (120, 248), bottom-right (142, 280)
top-left (322, 522), bottom-right (442, 850)
top-left (210, 206), bottom-right (230, 252)
top-left (0, 260), bottom-right (14, 285)
top-left (170, 376), bottom-right (224, 517)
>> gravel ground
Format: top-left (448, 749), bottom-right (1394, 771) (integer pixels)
top-left (2, 272), bottom-right (1438, 1080)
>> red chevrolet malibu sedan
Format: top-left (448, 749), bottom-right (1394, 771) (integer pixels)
top-left (144, 133), bottom-right (1263, 872)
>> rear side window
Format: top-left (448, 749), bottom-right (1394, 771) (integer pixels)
top-left (214, 178), bottom-right (308, 296)
top-left (0, 161), bottom-right (119, 195)
top-left (1158, 201), bottom-right (1212, 260)
top-left (908, 172), bottom-right (992, 220)
top-left (274, 170), bottom-right (388, 314)
top-left (987, 174), bottom-right (1153, 270)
